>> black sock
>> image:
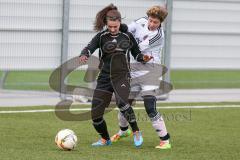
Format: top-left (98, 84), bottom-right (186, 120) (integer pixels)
top-left (120, 126), bottom-right (129, 131)
top-left (93, 119), bottom-right (110, 140)
top-left (160, 133), bottom-right (170, 141)
top-left (121, 107), bottom-right (139, 132)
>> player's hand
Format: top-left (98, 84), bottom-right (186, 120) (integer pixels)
top-left (143, 55), bottom-right (153, 62)
top-left (79, 55), bottom-right (88, 63)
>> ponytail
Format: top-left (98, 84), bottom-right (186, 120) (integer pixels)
top-left (94, 4), bottom-right (121, 31)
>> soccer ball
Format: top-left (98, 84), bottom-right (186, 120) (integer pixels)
top-left (55, 129), bottom-right (77, 151)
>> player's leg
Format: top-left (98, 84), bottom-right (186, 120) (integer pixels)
top-left (113, 76), bottom-right (143, 147)
top-left (139, 63), bottom-right (171, 149)
top-left (111, 77), bottom-right (141, 142)
top-left (91, 80), bottom-right (113, 146)
top-left (143, 95), bottom-right (171, 149)
top-left (111, 99), bottom-right (134, 142)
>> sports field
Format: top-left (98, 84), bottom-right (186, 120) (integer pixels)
top-left (1, 70), bottom-right (240, 159)
top-left (0, 104), bottom-right (240, 160)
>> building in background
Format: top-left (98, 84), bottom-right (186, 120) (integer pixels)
top-left (1, 0), bottom-right (240, 92)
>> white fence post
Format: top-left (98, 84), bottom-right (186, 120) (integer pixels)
top-left (60, 0), bottom-right (70, 99)
top-left (164, 0), bottom-right (173, 84)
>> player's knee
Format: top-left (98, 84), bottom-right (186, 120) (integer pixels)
top-left (117, 99), bottom-right (135, 108)
top-left (128, 99), bottom-right (135, 106)
top-left (91, 100), bottom-right (105, 120)
top-left (116, 101), bottom-right (125, 109)
top-left (143, 95), bottom-right (158, 118)
top-left (92, 117), bottom-right (103, 124)
top-left (92, 98), bottom-right (101, 108)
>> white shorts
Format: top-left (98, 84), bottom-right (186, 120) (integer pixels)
top-left (129, 63), bottom-right (163, 98)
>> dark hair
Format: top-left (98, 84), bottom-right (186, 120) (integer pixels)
top-left (94, 4), bottom-right (121, 31)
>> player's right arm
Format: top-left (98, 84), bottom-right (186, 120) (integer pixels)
top-left (79, 32), bottom-right (101, 62)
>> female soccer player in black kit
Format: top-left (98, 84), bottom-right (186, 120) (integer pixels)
top-left (79, 4), bottom-right (152, 147)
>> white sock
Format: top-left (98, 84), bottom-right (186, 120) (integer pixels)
top-left (162, 140), bottom-right (169, 144)
top-left (118, 112), bottom-right (129, 127)
top-left (117, 129), bottom-right (128, 136)
top-left (152, 116), bottom-right (168, 139)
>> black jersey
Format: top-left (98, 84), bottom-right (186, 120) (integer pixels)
top-left (80, 24), bottom-right (144, 75)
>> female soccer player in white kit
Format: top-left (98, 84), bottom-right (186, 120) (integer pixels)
top-left (111, 5), bottom-right (171, 149)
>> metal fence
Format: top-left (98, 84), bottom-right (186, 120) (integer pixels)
top-left (0, 0), bottom-right (169, 94)
top-left (1, 0), bottom-right (240, 94)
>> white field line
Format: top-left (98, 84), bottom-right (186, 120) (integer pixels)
top-left (0, 105), bottom-right (240, 114)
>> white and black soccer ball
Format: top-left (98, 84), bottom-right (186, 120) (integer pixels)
top-left (55, 129), bottom-right (77, 151)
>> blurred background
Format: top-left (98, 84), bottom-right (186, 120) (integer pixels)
top-left (0, 0), bottom-right (240, 105)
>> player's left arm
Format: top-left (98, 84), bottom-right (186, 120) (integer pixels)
top-left (128, 32), bottom-right (152, 62)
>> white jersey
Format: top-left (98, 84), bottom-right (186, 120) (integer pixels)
top-left (128, 17), bottom-right (164, 64)
top-left (128, 17), bottom-right (165, 94)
